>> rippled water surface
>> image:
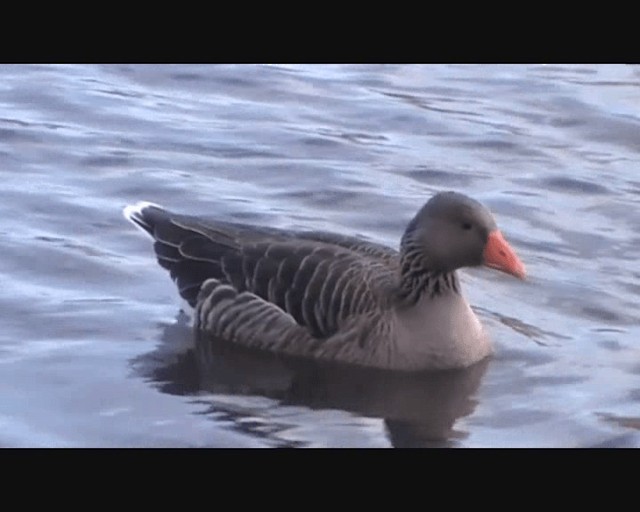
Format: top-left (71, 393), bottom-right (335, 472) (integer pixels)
top-left (2, 64), bottom-right (640, 447)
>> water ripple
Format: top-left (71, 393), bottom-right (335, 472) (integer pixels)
top-left (1, 64), bottom-right (639, 447)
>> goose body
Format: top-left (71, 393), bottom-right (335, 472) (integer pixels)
top-left (124, 192), bottom-right (525, 371)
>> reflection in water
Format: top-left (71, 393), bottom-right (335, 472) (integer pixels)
top-left (133, 313), bottom-right (490, 447)
top-left (598, 413), bottom-right (640, 431)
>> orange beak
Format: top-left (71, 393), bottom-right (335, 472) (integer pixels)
top-left (483, 230), bottom-right (526, 279)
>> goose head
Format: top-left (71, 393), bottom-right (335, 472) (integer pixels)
top-left (401, 191), bottom-right (526, 279)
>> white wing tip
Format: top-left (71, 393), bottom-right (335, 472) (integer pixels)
top-left (123, 201), bottom-right (165, 236)
top-left (122, 200), bottom-right (163, 222)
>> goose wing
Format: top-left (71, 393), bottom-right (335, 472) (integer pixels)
top-left (125, 203), bottom-right (397, 339)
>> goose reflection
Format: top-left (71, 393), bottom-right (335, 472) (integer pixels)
top-left (133, 312), bottom-right (490, 447)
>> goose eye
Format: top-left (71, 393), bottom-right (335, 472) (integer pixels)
top-left (461, 222), bottom-right (472, 231)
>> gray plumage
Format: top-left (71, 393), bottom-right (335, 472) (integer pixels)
top-left (124, 192), bottom-right (524, 371)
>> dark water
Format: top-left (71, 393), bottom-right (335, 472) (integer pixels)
top-left (2, 64), bottom-right (639, 447)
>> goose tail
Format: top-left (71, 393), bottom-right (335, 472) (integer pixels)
top-left (122, 201), bottom-right (166, 237)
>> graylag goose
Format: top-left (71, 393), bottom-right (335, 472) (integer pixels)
top-left (123, 192), bottom-right (525, 371)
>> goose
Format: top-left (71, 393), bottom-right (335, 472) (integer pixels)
top-left (123, 191), bottom-right (525, 371)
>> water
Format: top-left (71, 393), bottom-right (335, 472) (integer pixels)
top-left (1, 64), bottom-right (639, 447)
